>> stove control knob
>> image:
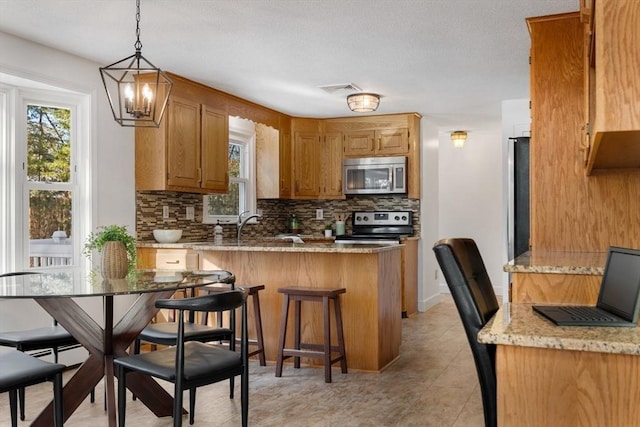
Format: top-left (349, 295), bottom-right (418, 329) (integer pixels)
top-left (363, 216), bottom-right (369, 221)
top-left (402, 215), bottom-right (407, 221)
top-left (394, 215), bottom-right (400, 221)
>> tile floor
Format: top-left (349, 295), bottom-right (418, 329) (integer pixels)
top-left (0, 295), bottom-right (484, 426)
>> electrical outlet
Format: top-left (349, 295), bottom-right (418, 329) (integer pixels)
top-left (186, 206), bottom-right (195, 220)
top-left (316, 209), bottom-right (323, 220)
top-left (162, 206), bottom-right (169, 219)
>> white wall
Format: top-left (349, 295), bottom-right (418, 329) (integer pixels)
top-left (0, 32), bottom-right (137, 362)
top-left (419, 119), bottom-right (441, 310)
top-left (435, 126), bottom-right (506, 296)
top-left (419, 100), bottom-right (530, 304)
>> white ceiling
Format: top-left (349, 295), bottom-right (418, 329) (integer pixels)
top-left (0, 0), bottom-right (578, 131)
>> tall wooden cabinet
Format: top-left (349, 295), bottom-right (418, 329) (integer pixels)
top-left (528, 12), bottom-right (640, 252)
top-left (136, 79), bottom-right (229, 194)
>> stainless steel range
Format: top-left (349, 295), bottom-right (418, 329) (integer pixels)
top-left (334, 211), bottom-right (413, 245)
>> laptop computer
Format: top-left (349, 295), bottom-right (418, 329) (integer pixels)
top-left (532, 246), bottom-right (640, 326)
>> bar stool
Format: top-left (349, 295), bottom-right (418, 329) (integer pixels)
top-left (275, 286), bottom-right (347, 383)
top-left (201, 283), bottom-right (266, 366)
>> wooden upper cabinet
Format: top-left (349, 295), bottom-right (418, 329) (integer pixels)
top-left (585, 0), bottom-right (640, 173)
top-left (321, 132), bottom-right (344, 198)
top-left (279, 131), bottom-right (292, 197)
top-left (256, 121), bottom-right (291, 199)
top-left (136, 79), bottom-right (229, 194)
top-left (344, 131), bottom-right (375, 156)
top-left (344, 128), bottom-right (409, 157)
top-left (166, 96), bottom-right (201, 189)
top-left (377, 128), bottom-right (410, 155)
top-left (293, 132), bottom-right (320, 198)
top-left (200, 105), bottom-right (229, 192)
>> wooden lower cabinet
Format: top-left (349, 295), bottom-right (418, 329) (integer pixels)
top-left (497, 345), bottom-right (640, 426)
top-left (510, 272), bottom-right (601, 304)
top-left (401, 239), bottom-right (419, 317)
top-left (137, 248), bottom-right (198, 270)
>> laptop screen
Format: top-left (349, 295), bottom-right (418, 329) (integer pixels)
top-left (597, 247), bottom-right (640, 321)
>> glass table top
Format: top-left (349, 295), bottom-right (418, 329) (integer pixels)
top-left (0, 269), bottom-right (235, 298)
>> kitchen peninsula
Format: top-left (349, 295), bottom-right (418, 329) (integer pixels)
top-left (478, 303), bottom-right (640, 426)
top-left (137, 240), bottom-right (403, 372)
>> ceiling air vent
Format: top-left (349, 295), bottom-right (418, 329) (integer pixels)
top-left (318, 83), bottom-right (362, 95)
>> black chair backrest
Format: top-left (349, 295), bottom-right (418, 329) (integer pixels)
top-left (155, 289), bottom-right (245, 313)
top-left (433, 238), bottom-right (498, 427)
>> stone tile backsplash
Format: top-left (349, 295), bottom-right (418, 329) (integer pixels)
top-left (136, 191), bottom-right (420, 242)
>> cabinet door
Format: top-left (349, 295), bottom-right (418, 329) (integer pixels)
top-left (293, 132), bottom-right (320, 197)
top-left (321, 132), bottom-right (344, 198)
top-left (344, 131), bottom-right (375, 156)
top-left (167, 96), bottom-right (201, 189)
top-left (201, 105), bottom-right (229, 192)
top-left (279, 132), bottom-right (292, 197)
top-left (376, 128), bottom-right (409, 155)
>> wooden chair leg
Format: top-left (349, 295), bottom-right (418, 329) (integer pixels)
top-left (323, 296), bottom-right (332, 383)
top-left (252, 291), bottom-right (266, 366)
top-left (334, 296), bottom-right (348, 373)
top-left (275, 294), bottom-right (290, 377)
top-left (294, 299), bottom-right (301, 369)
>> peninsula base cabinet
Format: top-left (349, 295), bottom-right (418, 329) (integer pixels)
top-left (497, 345), bottom-right (640, 426)
top-left (198, 248), bottom-right (402, 372)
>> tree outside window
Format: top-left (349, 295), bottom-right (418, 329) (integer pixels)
top-left (26, 104), bottom-right (74, 266)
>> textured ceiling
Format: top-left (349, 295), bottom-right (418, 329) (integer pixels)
top-left (0, 0), bottom-right (578, 131)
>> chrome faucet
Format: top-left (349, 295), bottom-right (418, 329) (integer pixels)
top-left (237, 210), bottom-right (262, 241)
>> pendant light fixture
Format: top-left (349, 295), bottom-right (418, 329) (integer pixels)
top-left (451, 131), bottom-right (468, 148)
top-left (347, 93), bottom-right (380, 113)
top-left (99, 0), bottom-right (172, 127)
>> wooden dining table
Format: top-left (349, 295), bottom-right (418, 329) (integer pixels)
top-left (0, 268), bottom-right (234, 426)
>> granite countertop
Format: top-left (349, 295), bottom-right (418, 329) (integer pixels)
top-left (137, 239), bottom-right (402, 254)
top-left (478, 303), bottom-right (640, 355)
top-left (505, 251), bottom-right (608, 275)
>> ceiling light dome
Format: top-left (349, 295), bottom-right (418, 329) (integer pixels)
top-left (347, 93), bottom-right (380, 113)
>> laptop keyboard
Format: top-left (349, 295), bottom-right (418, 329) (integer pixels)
top-left (560, 306), bottom-right (619, 322)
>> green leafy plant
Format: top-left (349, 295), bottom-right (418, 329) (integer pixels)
top-left (83, 225), bottom-right (137, 270)
top-left (325, 223), bottom-right (333, 230)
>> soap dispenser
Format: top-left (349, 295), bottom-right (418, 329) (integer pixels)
top-left (214, 220), bottom-right (223, 242)
top-left (289, 214), bottom-right (300, 234)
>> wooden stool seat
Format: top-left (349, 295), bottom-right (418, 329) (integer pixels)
top-left (200, 283), bottom-right (266, 366)
top-left (275, 286), bottom-right (347, 383)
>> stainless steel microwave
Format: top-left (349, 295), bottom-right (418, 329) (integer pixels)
top-left (343, 156), bottom-right (407, 195)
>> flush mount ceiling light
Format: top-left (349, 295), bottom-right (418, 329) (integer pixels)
top-left (451, 131), bottom-right (468, 148)
top-left (347, 93), bottom-right (380, 113)
top-left (99, 0), bottom-right (172, 127)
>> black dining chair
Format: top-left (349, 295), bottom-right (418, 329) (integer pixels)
top-left (0, 351), bottom-right (65, 427)
top-left (115, 289), bottom-right (249, 427)
top-left (0, 271), bottom-right (94, 421)
top-left (131, 284), bottom-right (237, 404)
top-left (432, 238), bottom-right (499, 427)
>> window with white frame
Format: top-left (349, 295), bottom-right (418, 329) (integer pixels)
top-left (0, 85), bottom-right (89, 272)
top-left (203, 116), bottom-right (256, 224)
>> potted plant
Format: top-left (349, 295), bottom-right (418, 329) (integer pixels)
top-left (324, 223), bottom-right (333, 238)
top-left (84, 225), bottom-right (137, 278)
